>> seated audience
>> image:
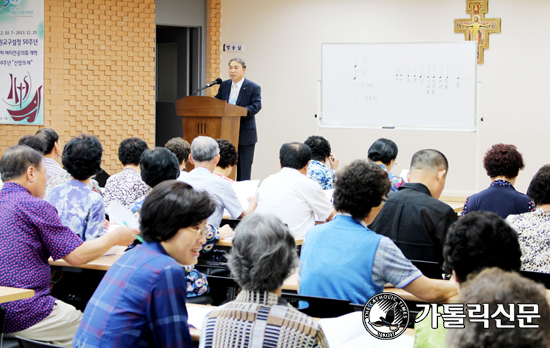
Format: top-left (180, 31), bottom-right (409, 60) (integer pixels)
top-left (299, 160), bottom-right (457, 306)
top-left (104, 137), bottom-right (150, 208)
top-left (165, 137), bottom-right (191, 179)
top-left (256, 142), bottom-right (335, 238)
top-left (213, 138), bottom-right (238, 183)
top-left (18, 134), bottom-right (47, 154)
top-left (367, 138), bottom-right (405, 191)
top-left (179, 136), bottom-right (255, 229)
top-left (46, 135), bottom-right (105, 241)
top-left (35, 128), bottom-right (65, 179)
top-left (461, 144), bottom-right (534, 218)
top-left (304, 135), bottom-right (338, 190)
top-left (446, 268), bottom-right (550, 348)
top-left (0, 145), bottom-right (137, 347)
top-left (414, 211), bottom-right (522, 348)
top-left (74, 181), bottom-right (214, 347)
top-left (507, 164), bottom-right (550, 273)
top-left (200, 213), bottom-right (329, 348)
top-left (370, 149), bottom-right (456, 265)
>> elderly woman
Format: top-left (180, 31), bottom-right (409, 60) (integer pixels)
top-left (506, 164), bottom-right (550, 273)
top-left (165, 137), bottom-right (191, 179)
top-left (74, 181), bottom-right (216, 347)
top-left (213, 139), bottom-right (238, 183)
top-left (304, 135), bottom-right (339, 190)
top-left (200, 213), bottom-right (329, 348)
top-left (367, 138), bottom-right (404, 191)
top-left (46, 135), bottom-right (105, 241)
top-left (299, 160), bottom-right (457, 305)
top-left (461, 144), bottom-right (534, 218)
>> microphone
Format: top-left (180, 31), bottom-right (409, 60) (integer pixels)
top-left (191, 78), bottom-right (223, 95)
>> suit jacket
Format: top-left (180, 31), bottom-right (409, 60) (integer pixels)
top-left (215, 78), bottom-right (262, 146)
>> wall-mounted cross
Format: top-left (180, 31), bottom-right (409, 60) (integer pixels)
top-left (454, 0), bottom-right (501, 64)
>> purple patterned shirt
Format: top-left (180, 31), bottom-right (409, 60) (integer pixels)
top-left (0, 182), bottom-right (83, 333)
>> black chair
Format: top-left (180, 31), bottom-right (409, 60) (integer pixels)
top-left (186, 295), bottom-right (214, 305)
top-left (93, 168), bottom-right (110, 188)
top-left (15, 337), bottom-right (64, 348)
top-left (520, 270), bottom-right (550, 289)
top-left (280, 292), bottom-right (352, 318)
top-left (220, 219), bottom-right (241, 229)
top-left (410, 259), bottom-right (447, 279)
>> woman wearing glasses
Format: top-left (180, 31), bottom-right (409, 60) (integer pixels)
top-left (299, 160), bottom-right (457, 306)
top-left (74, 180), bottom-right (216, 348)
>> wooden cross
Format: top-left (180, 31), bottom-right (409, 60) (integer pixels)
top-left (454, 0), bottom-right (501, 64)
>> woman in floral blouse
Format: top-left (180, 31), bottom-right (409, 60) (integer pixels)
top-left (304, 135), bottom-right (339, 190)
top-left (367, 138), bottom-right (405, 192)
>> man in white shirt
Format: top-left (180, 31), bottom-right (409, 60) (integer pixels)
top-left (255, 142), bottom-right (336, 238)
top-left (179, 136), bottom-right (256, 228)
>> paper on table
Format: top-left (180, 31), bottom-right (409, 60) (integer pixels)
top-left (105, 201), bottom-right (140, 230)
top-left (223, 180), bottom-right (260, 217)
top-left (103, 245), bottom-right (127, 256)
top-left (186, 305), bottom-right (215, 330)
top-left (319, 312), bottom-right (414, 348)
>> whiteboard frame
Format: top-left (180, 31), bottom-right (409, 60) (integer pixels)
top-left (320, 42), bottom-right (477, 131)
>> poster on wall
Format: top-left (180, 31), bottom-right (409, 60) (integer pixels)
top-left (0, 0), bottom-right (44, 125)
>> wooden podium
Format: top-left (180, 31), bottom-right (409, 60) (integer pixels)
top-left (175, 96), bottom-right (247, 178)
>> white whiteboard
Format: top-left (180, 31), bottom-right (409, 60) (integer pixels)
top-left (321, 42), bottom-right (477, 129)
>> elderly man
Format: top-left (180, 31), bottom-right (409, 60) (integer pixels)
top-left (370, 149), bottom-right (457, 265)
top-left (255, 142), bottom-right (335, 238)
top-left (0, 146), bottom-right (137, 347)
top-left (179, 136), bottom-right (256, 228)
top-left (200, 213), bottom-right (329, 348)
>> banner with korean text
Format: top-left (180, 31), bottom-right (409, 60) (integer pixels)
top-left (0, 0), bottom-right (44, 125)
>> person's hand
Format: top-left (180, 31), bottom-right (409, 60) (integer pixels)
top-left (328, 154), bottom-right (339, 171)
top-left (108, 226), bottom-right (139, 246)
top-left (103, 219), bottom-right (111, 230)
top-left (247, 196), bottom-right (257, 210)
top-left (218, 224), bottom-right (233, 239)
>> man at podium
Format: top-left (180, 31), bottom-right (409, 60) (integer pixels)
top-left (215, 58), bottom-right (262, 181)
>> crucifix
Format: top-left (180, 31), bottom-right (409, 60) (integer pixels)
top-left (454, 0), bottom-right (501, 64)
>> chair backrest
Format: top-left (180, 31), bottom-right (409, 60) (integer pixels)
top-left (280, 292), bottom-right (352, 318)
top-left (410, 259), bottom-right (445, 279)
top-left (519, 270), bottom-right (550, 289)
top-left (15, 337), bottom-right (65, 348)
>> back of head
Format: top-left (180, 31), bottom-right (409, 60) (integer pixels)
top-left (0, 145), bottom-right (43, 182)
top-left (527, 164), bottom-right (550, 206)
top-left (279, 142), bottom-right (311, 170)
top-left (35, 128), bottom-right (59, 155)
top-left (18, 135), bottom-right (47, 155)
top-left (443, 211), bottom-right (521, 283)
top-left (191, 136), bottom-right (219, 163)
top-left (304, 136), bottom-right (331, 162)
top-left (140, 147), bottom-right (180, 188)
top-left (447, 267), bottom-right (550, 348)
top-left (367, 138), bottom-right (398, 165)
top-left (483, 144), bottom-right (524, 179)
top-left (118, 137), bottom-right (148, 166)
top-left (62, 134), bottom-right (103, 181)
top-left (140, 181), bottom-right (216, 242)
top-left (229, 213), bottom-right (298, 292)
top-left (216, 139), bottom-right (238, 169)
top-left (410, 149), bottom-right (448, 173)
top-left (165, 137), bottom-right (190, 166)
top-left (333, 160), bottom-right (391, 220)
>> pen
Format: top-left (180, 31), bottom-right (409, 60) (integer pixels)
top-left (123, 221), bottom-right (144, 243)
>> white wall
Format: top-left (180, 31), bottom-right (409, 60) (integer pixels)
top-left (220, 0), bottom-right (550, 196)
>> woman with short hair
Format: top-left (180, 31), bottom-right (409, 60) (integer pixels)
top-left (507, 164), bottom-right (550, 273)
top-left (213, 139), bottom-right (238, 183)
top-left (46, 134), bottom-right (105, 241)
top-left (304, 135), bottom-right (339, 190)
top-left (367, 138), bottom-right (404, 191)
top-left (200, 213), bottom-right (329, 348)
top-left (461, 144), bottom-right (535, 218)
top-left (74, 181), bottom-right (216, 347)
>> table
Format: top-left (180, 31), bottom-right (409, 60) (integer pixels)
top-left (0, 286), bottom-right (34, 303)
top-left (440, 197), bottom-right (466, 214)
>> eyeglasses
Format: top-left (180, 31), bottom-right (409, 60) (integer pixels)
top-left (188, 225), bottom-right (209, 238)
top-left (381, 195), bottom-right (389, 203)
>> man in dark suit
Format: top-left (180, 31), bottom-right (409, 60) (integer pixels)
top-left (215, 58), bottom-right (261, 181)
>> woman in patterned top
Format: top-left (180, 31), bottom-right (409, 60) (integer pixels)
top-left (213, 139), bottom-right (238, 183)
top-left (304, 135), bottom-right (339, 190)
top-left (506, 164), bottom-right (550, 273)
top-left (461, 144), bottom-right (535, 218)
top-left (46, 135), bottom-right (106, 241)
top-left (367, 138), bottom-right (404, 191)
